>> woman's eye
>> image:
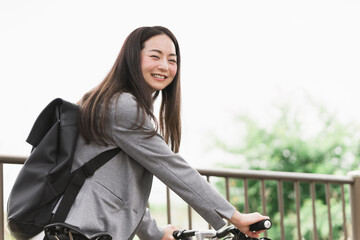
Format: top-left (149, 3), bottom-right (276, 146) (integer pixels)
top-left (169, 59), bottom-right (177, 63)
top-left (151, 55), bottom-right (159, 59)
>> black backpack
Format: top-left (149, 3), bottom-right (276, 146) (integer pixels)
top-left (7, 98), bottom-right (120, 240)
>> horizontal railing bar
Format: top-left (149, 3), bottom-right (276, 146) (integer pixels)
top-left (197, 168), bottom-right (354, 184)
top-left (0, 155), bottom-right (26, 164)
top-left (0, 156), bottom-right (355, 184)
top-left (0, 155), bottom-right (354, 184)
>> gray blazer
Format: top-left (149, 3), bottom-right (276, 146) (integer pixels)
top-left (64, 93), bottom-right (236, 240)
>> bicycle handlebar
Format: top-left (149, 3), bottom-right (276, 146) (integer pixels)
top-left (173, 219), bottom-right (272, 240)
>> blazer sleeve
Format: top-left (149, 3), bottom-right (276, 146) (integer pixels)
top-left (108, 93), bottom-right (236, 230)
top-left (136, 208), bottom-right (164, 240)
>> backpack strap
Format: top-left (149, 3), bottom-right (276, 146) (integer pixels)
top-left (51, 147), bottom-right (121, 223)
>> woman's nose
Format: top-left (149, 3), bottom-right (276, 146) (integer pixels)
top-left (157, 59), bottom-right (169, 71)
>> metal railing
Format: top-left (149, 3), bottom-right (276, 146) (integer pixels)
top-left (165, 168), bottom-right (360, 240)
top-left (1, 155), bottom-right (360, 240)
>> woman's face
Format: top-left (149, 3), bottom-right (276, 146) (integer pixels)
top-left (141, 34), bottom-right (177, 92)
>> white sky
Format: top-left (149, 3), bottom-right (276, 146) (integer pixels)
top-left (1, 0), bottom-right (360, 205)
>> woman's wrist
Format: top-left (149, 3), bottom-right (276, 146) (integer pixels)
top-left (229, 210), bottom-right (243, 226)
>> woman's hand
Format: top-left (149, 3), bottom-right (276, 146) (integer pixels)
top-left (229, 211), bottom-right (270, 238)
top-left (161, 224), bottom-right (179, 240)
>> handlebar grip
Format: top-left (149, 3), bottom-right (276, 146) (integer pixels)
top-left (249, 219), bottom-right (272, 231)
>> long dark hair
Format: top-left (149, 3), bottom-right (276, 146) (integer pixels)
top-left (78, 26), bottom-right (181, 153)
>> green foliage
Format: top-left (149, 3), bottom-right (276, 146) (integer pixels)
top-left (213, 101), bottom-right (359, 239)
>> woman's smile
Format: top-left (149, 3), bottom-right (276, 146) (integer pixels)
top-left (152, 73), bottom-right (167, 80)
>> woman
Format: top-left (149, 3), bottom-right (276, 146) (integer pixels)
top-left (51, 26), bottom-right (269, 239)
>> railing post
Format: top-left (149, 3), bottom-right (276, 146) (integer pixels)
top-left (0, 162), bottom-right (4, 240)
top-left (348, 171), bottom-right (360, 240)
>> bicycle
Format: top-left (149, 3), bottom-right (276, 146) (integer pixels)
top-left (173, 219), bottom-right (272, 240)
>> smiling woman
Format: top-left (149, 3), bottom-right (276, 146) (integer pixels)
top-left (24, 26), bottom-right (269, 240)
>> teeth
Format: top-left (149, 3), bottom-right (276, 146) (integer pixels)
top-left (152, 74), bottom-right (166, 79)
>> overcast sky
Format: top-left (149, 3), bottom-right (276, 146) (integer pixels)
top-left (1, 0), bottom-right (360, 204)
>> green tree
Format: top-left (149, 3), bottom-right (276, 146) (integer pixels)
top-left (213, 102), bottom-right (360, 239)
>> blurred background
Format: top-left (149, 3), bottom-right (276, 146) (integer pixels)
top-left (1, 0), bottom-right (360, 239)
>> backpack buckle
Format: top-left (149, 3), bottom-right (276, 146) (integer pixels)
top-left (81, 164), bottom-right (95, 177)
